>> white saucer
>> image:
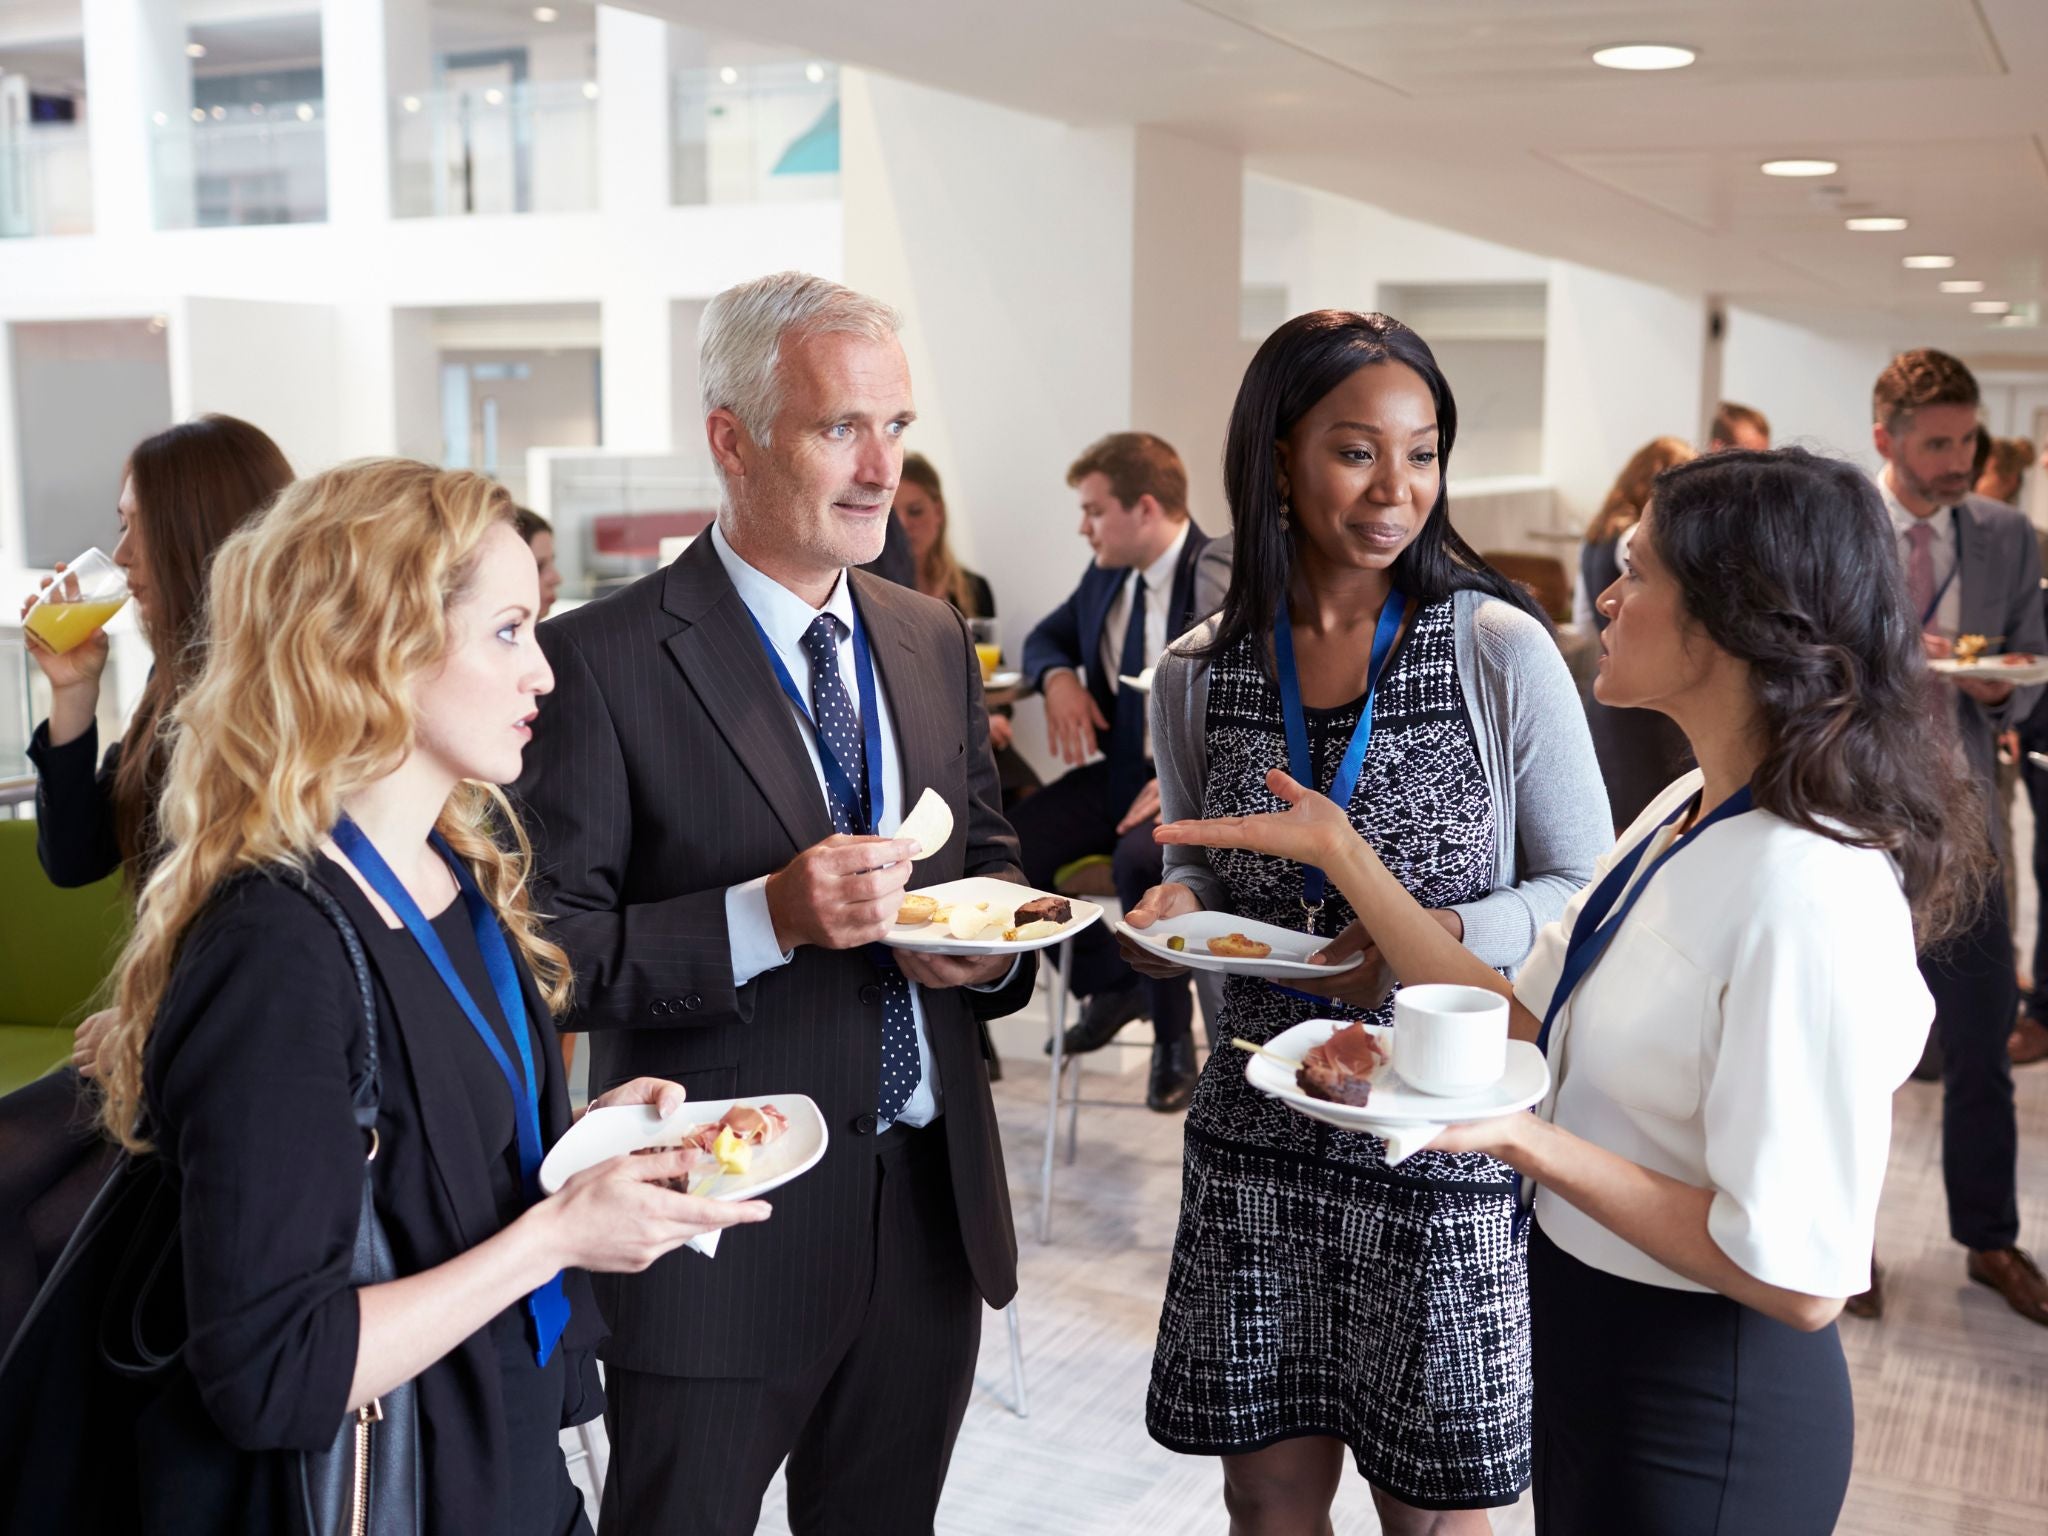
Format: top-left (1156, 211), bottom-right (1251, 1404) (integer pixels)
top-left (1244, 1018), bottom-right (1548, 1133)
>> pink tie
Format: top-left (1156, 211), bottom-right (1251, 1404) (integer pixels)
top-left (1905, 522), bottom-right (1936, 625)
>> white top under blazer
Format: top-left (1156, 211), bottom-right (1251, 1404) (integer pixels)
top-left (1514, 770), bottom-right (1933, 1298)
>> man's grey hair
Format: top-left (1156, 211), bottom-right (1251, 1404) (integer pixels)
top-left (699, 271), bottom-right (901, 448)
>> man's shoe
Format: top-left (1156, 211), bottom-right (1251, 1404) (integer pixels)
top-left (2010, 1013), bottom-right (2048, 1067)
top-left (1147, 1036), bottom-right (1197, 1113)
top-left (1049, 987), bottom-right (1148, 1056)
top-left (1843, 1258), bottom-right (1884, 1320)
top-left (1967, 1247), bottom-right (2048, 1326)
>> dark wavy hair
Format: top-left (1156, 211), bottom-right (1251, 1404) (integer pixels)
top-left (1199, 310), bottom-right (1545, 672)
top-left (1646, 447), bottom-right (1989, 943)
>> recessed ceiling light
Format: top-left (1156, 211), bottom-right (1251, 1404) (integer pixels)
top-left (581, 80), bottom-right (599, 100)
top-left (1902, 255), bottom-right (1955, 269)
top-left (152, 111), bottom-right (167, 126)
top-left (1971, 300), bottom-right (2011, 314)
top-left (1761, 158), bottom-right (1837, 178)
top-left (402, 95), bottom-right (421, 113)
top-left (805, 63), bottom-right (826, 84)
top-left (1940, 280), bottom-right (1985, 294)
top-left (210, 105), bottom-right (225, 120)
top-left (295, 102), bottom-right (314, 121)
top-left (533, 6), bottom-right (559, 21)
top-left (1591, 44), bottom-right (1697, 71)
top-left (189, 107), bottom-right (206, 122)
top-left (1845, 216), bottom-right (1908, 232)
top-left (718, 66), bottom-right (739, 85)
top-left (185, 43), bottom-right (206, 59)
top-left (2000, 313), bottom-right (2033, 327)
top-left (483, 88), bottom-right (504, 106)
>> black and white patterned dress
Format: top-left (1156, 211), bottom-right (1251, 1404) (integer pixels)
top-left (1146, 596), bottom-right (1529, 1510)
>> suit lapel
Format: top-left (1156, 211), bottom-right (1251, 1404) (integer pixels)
top-left (1954, 501), bottom-right (2002, 639)
top-left (1077, 567), bottom-right (1118, 699)
top-left (1169, 524), bottom-right (1210, 637)
top-left (855, 573), bottom-right (947, 830)
top-left (661, 536), bottom-right (836, 853)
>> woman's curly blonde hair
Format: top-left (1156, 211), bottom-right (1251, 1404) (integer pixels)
top-left (98, 458), bottom-right (571, 1152)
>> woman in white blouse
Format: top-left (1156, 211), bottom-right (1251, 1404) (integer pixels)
top-left (1158, 447), bottom-right (1988, 1535)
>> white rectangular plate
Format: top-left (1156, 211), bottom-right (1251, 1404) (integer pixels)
top-left (1117, 910), bottom-right (1364, 980)
top-left (985, 669), bottom-right (1023, 692)
top-left (882, 875), bottom-right (1102, 956)
top-left (1244, 1019), bottom-right (1548, 1133)
top-left (1930, 654), bottom-right (2048, 686)
top-left (539, 1093), bottom-right (827, 1200)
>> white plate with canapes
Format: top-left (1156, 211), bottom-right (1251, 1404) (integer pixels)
top-left (539, 1093), bottom-right (828, 1201)
top-left (1116, 910), bottom-right (1365, 981)
top-left (985, 669), bottom-right (1024, 692)
top-left (1117, 667), bottom-right (1156, 693)
top-left (1244, 1018), bottom-right (1549, 1134)
top-left (1929, 653), bottom-right (2048, 686)
top-left (884, 876), bottom-right (1103, 956)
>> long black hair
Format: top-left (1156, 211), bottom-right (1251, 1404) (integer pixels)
top-left (1648, 447), bottom-right (1989, 943)
top-left (1198, 309), bottom-right (1546, 672)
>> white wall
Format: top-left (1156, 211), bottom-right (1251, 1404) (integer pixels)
top-left (172, 296), bottom-right (343, 474)
top-left (1720, 306), bottom-right (1898, 472)
top-left (1542, 262), bottom-right (1705, 531)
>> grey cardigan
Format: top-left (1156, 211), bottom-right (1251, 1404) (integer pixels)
top-left (1152, 589), bottom-right (1611, 973)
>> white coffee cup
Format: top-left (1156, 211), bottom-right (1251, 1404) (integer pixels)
top-left (1392, 984), bottom-right (1509, 1096)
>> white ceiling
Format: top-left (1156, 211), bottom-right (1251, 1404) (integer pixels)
top-left (627, 0), bottom-right (2048, 351)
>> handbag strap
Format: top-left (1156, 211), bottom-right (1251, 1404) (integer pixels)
top-left (290, 873), bottom-right (383, 1134)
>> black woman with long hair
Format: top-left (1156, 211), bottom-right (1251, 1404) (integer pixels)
top-left (1160, 448), bottom-right (1974, 1534)
top-left (1124, 311), bottom-right (1608, 1533)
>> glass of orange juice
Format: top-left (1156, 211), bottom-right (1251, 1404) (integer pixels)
top-left (22, 547), bottom-right (129, 655)
top-left (967, 617), bottom-right (1002, 682)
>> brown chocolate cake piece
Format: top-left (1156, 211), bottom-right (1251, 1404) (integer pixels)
top-left (1013, 895), bottom-right (1072, 926)
top-left (1295, 1023), bottom-right (1389, 1107)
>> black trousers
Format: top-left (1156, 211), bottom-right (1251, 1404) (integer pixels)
top-left (1529, 1225), bottom-right (1852, 1536)
top-left (597, 1124), bottom-right (983, 1536)
top-left (1006, 760), bottom-right (1193, 1046)
top-left (0, 1068), bottom-right (120, 1350)
top-left (1920, 884), bottom-right (2021, 1251)
top-left (2022, 753), bottom-right (2048, 1021)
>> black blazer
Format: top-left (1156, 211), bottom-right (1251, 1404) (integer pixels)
top-left (512, 536), bottom-right (1033, 1379)
top-left (1019, 524), bottom-right (1220, 725)
top-left (25, 721), bottom-right (123, 888)
top-left (141, 866), bottom-right (601, 1534)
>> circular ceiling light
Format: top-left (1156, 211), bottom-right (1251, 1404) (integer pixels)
top-left (805, 63), bottom-right (826, 84)
top-left (1592, 44), bottom-right (1697, 71)
top-left (718, 66), bottom-right (739, 85)
top-left (1845, 216), bottom-right (1908, 232)
top-left (402, 95), bottom-right (421, 113)
top-left (1940, 280), bottom-right (1985, 293)
top-left (185, 43), bottom-right (207, 59)
top-left (1971, 300), bottom-right (2012, 314)
top-left (533, 6), bottom-right (559, 20)
top-left (1902, 255), bottom-right (1955, 269)
top-left (295, 102), bottom-right (314, 121)
top-left (581, 81), bottom-right (599, 100)
top-left (1761, 158), bottom-right (1837, 177)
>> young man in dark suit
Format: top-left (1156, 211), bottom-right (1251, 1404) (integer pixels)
top-left (1851, 348), bottom-right (2048, 1327)
top-left (1014, 432), bottom-right (1231, 1111)
top-left (513, 272), bottom-right (1036, 1534)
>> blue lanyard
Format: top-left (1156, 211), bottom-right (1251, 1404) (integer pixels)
top-left (331, 816), bottom-right (570, 1367)
top-left (1273, 588), bottom-right (1407, 926)
top-left (1536, 784), bottom-right (1757, 1057)
top-left (746, 604), bottom-right (885, 836)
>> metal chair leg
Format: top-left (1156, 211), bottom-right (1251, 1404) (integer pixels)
top-left (1004, 1299), bottom-right (1029, 1418)
top-left (1064, 1043), bottom-right (1082, 1164)
top-left (1038, 938), bottom-right (1071, 1242)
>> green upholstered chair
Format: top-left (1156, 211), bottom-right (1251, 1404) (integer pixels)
top-left (0, 819), bottom-right (129, 1095)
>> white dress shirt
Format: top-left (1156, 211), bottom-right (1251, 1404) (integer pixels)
top-left (1512, 770), bottom-right (1932, 1298)
top-left (1881, 473), bottom-right (1960, 638)
top-left (711, 523), bottom-right (1013, 1127)
top-left (1097, 523), bottom-right (1191, 699)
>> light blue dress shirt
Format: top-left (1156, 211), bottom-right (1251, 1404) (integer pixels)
top-left (712, 522), bottom-right (1016, 1127)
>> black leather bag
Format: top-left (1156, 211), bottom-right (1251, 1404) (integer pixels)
top-left (0, 874), bottom-right (422, 1535)
top-left (292, 877), bottom-right (422, 1536)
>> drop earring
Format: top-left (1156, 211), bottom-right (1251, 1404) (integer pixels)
top-left (1278, 496), bottom-right (1292, 532)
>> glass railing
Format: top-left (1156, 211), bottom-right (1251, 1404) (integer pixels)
top-left (392, 79), bottom-right (599, 218)
top-left (0, 124), bottom-right (93, 238)
top-left (672, 62), bottom-right (839, 205)
top-left (151, 105), bottom-right (328, 228)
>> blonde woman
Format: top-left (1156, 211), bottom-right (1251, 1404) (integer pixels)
top-left (1578, 436), bottom-right (1697, 829)
top-left (90, 461), bottom-right (768, 1533)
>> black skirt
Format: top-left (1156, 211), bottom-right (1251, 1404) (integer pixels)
top-left (1529, 1223), bottom-right (1853, 1536)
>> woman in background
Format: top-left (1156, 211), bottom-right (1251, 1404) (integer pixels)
top-left (1, 414), bottom-right (292, 1346)
top-left (514, 506), bottom-right (565, 619)
top-left (1578, 436), bottom-right (1697, 830)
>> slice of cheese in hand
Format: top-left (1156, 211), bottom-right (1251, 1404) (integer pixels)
top-left (897, 786), bottom-right (954, 860)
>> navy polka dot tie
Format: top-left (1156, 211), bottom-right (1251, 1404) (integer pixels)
top-left (800, 614), bottom-right (920, 1121)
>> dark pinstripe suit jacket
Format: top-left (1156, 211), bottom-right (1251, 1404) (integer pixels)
top-left (512, 533), bottom-right (1031, 1379)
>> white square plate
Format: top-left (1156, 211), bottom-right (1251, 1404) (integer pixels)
top-left (1116, 910), bottom-right (1365, 981)
top-left (1929, 654), bottom-right (2048, 686)
top-left (882, 875), bottom-right (1103, 956)
top-left (538, 1093), bottom-right (827, 1200)
top-left (1245, 1019), bottom-right (1549, 1132)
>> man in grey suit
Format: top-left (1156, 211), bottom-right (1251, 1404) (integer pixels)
top-left (1852, 348), bottom-right (2048, 1326)
top-left (514, 272), bottom-right (1036, 1532)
